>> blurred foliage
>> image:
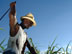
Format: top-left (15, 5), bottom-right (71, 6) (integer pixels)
top-left (0, 28), bottom-right (4, 30)
top-left (0, 28), bottom-right (72, 54)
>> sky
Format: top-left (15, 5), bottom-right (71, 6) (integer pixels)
top-left (0, 0), bottom-right (72, 52)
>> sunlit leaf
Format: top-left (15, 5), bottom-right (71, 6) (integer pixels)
top-left (0, 39), bottom-right (5, 46)
top-left (66, 41), bottom-right (71, 54)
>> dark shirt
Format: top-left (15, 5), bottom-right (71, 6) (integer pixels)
top-left (3, 50), bottom-right (16, 54)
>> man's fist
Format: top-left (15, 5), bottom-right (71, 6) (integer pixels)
top-left (10, 1), bottom-right (16, 8)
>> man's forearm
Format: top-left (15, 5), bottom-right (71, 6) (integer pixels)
top-left (10, 6), bottom-right (16, 16)
top-left (21, 39), bottom-right (37, 54)
top-left (26, 39), bottom-right (37, 54)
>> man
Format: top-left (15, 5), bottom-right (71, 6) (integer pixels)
top-left (3, 1), bottom-right (36, 54)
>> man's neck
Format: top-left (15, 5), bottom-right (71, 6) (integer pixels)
top-left (20, 23), bottom-right (26, 29)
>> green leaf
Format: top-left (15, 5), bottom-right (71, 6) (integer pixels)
top-left (51, 36), bottom-right (57, 48)
top-left (0, 28), bottom-right (3, 30)
top-left (66, 41), bottom-right (71, 54)
top-left (57, 48), bottom-right (62, 52)
top-left (0, 45), bottom-right (5, 50)
top-left (53, 47), bottom-right (62, 53)
top-left (0, 28), bottom-right (4, 30)
top-left (0, 39), bottom-right (6, 51)
top-left (48, 46), bottom-right (51, 51)
top-left (52, 46), bottom-right (56, 52)
top-left (29, 38), bottom-right (32, 43)
top-left (0, 39), bottom-right (5, 46)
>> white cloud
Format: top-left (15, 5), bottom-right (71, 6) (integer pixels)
top-left (40, 49), bottom-right (47, 54)
top-left (68, 46), bottom-right (72, 49)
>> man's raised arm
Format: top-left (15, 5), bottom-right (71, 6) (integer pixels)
top-left (9, 2), bottom-right (19, 36)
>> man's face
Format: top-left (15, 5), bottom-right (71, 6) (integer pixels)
top-left (23, 19), bottom-right (33, 29)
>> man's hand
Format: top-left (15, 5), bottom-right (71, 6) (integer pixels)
top-left (10, 1), bottom-right (16, 8)
top-left (9, 1), bottom-right (16, 15)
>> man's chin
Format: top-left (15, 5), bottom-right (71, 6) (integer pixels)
top-left (26, 27), bottom-right (29, 29)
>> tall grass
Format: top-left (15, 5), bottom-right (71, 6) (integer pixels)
top-left (0, 28), bottom-right (6, 53)
top-left (61, 41), bottom-right (72, 54)
top-left (0, 38), bottom-right (72, 54)
top-left (46, 37), bottom-right (62, 54)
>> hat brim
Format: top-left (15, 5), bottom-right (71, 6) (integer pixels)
top-left (21, 16), bottom-right (36, 26)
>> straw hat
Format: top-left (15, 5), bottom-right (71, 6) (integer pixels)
top-left (21, 13), bottom-right (36, 26)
